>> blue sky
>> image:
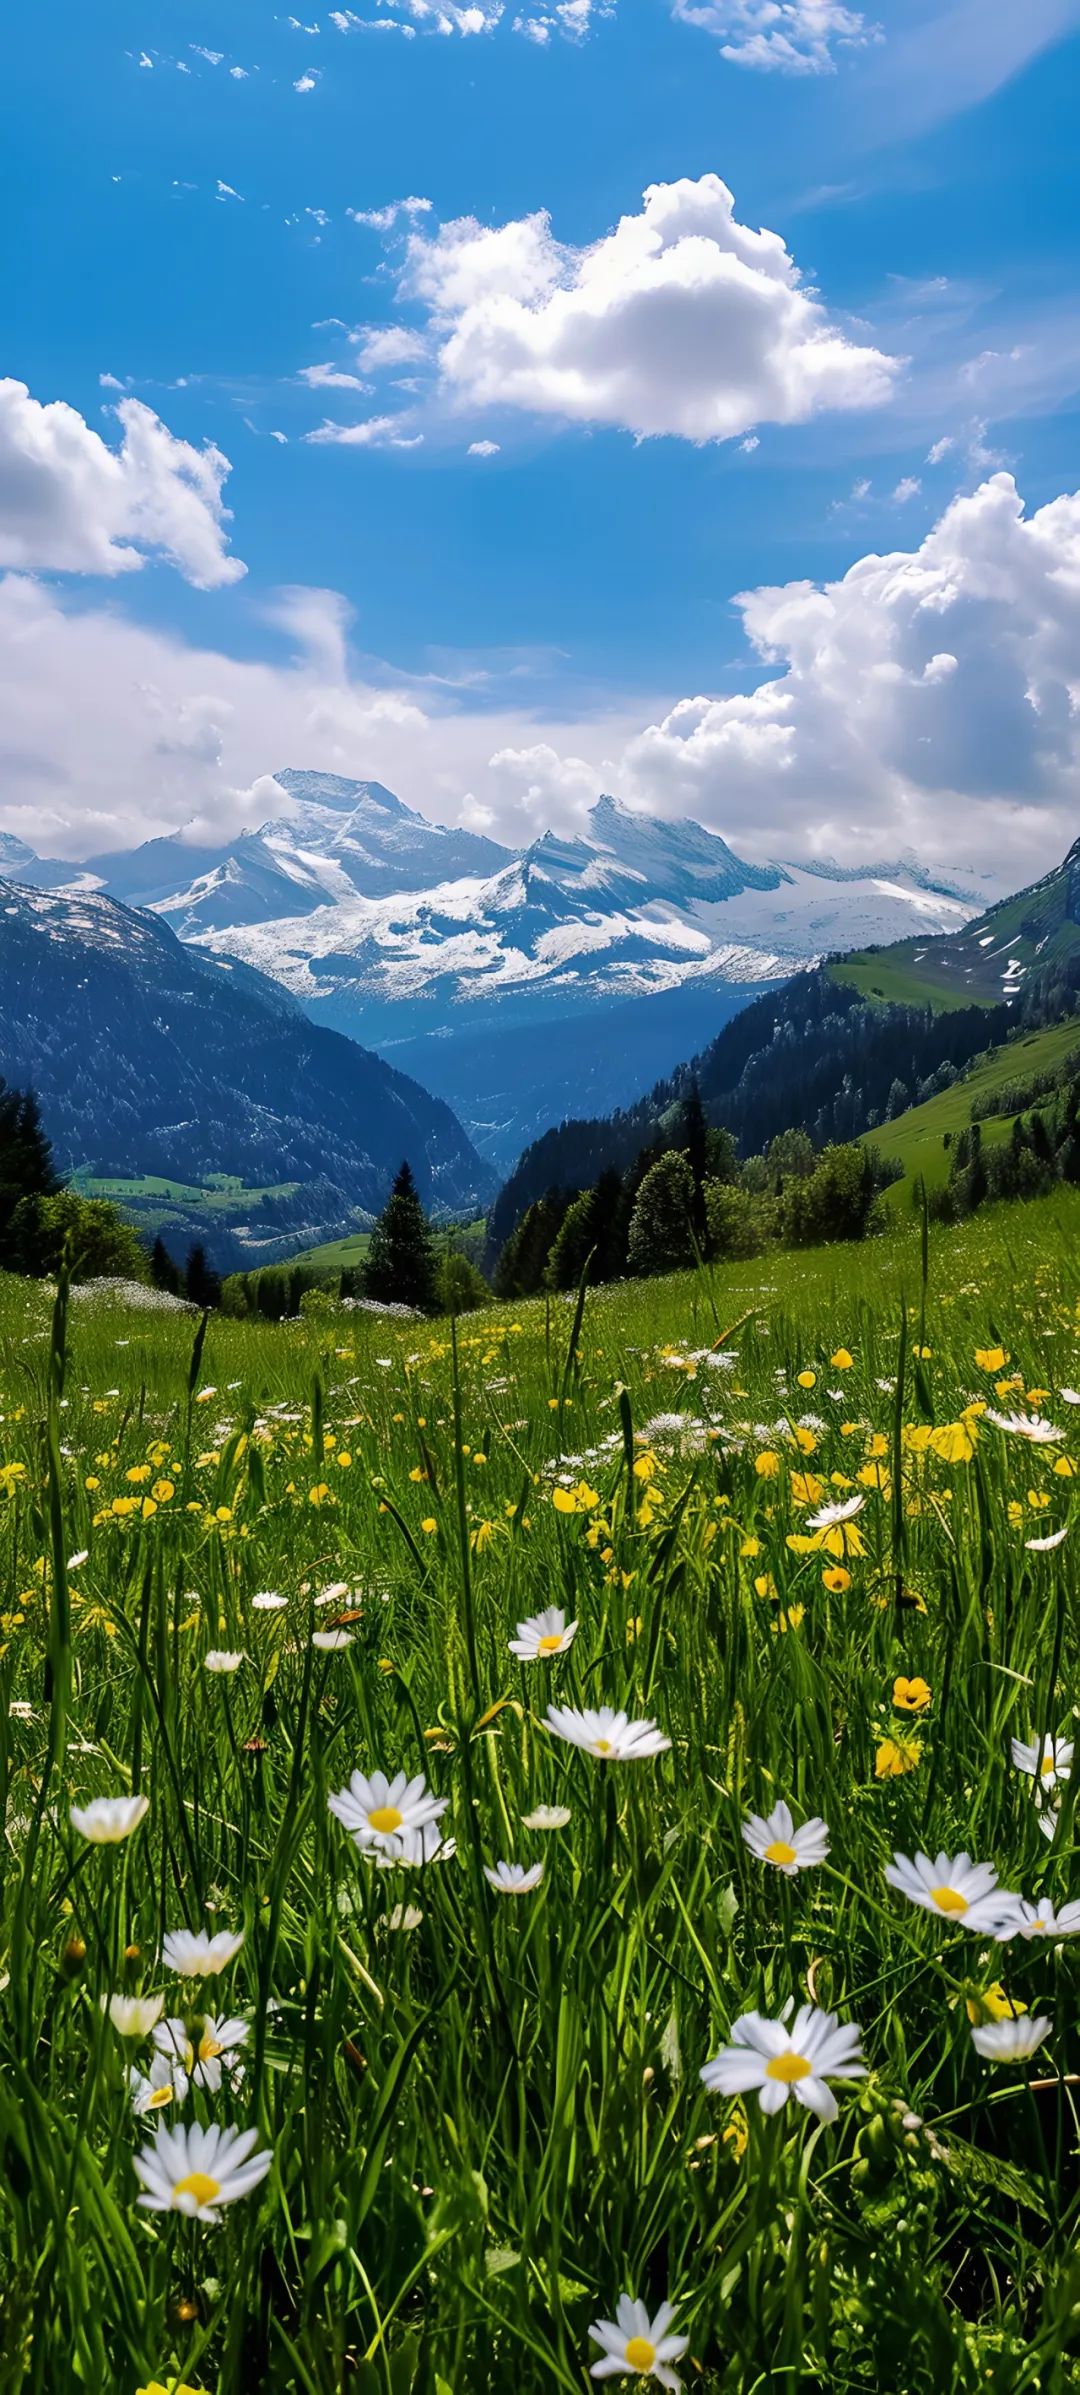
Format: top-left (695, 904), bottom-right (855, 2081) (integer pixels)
top-left (5, 0), bottom-right (1080, 884)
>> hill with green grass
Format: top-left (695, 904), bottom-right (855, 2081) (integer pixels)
top-left (863, 1015), bottom-right (1080, 1206)
top-left (832, 835), bottom-right (1080, 1013)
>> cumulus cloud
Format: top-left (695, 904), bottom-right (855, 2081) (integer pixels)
top-left (8, 474), bottom-right (1080, 894)
top-left (671, 0), bottom-right (874, 73)
top-left (514, 0), bottom-right (615, 40)
top-left (611, 473), bottom-right (1080, 881)
top-left (348, 324), bottom-right (431, 368)
top-left (0, 380), bottom-right (244, 588)
top-left (468, 438), bottom-right (500, 455)
top-left (401, 175), bottom-right (899, 443)
top-left (0, 574), bottom-right (632, 858)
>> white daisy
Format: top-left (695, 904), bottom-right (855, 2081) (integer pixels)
top-left (162, 1926), bottom-right (245, 1978)
top-left (984, 1410), bottom-right (1064, 1444)
top-left (742, 1800), bottom-right (829, 1876)
top-left (70, 1793), bottom-right (149, 1844)
top-left (483, 1860), bottom-right (545, 1894)
top-left (204, 1650), bottom-right (244, 1674)
top-left (970, 2015), bottom-right (1052, 2062)
top-left (312, 1628), bottom-right (353, 1650)
top-left (543, 1705), bottom-right (671, 1762)
top-left (1025, 1525), bottom-right (1069, 1551)
top-left (105, 1991), bottom-right (165, 2038)
top-left (522, 1804), bottom-right (572, 1830)
top-left (994, 1897), bottom-right (1080, 1941)
top-left (129, 2053), bottom-right (185, 2114)
top-left (701, 2004), bottom-right (865, 2125)
top-left (885, 1851), bottom-right (1023, 1933)
top-left (67, 1549), bottom-right (89, 1570)
top-left (588, 2294), bottom-right (689, 2388)
top-left (327, 1768), bottom-right (448, 1858)
top-left (509, 1607), bottom-right (578, 1660)
top-left (1060, 1389), bottom-right (1080, 1405)
top-left (804, 1494), bottom-right (865, 1532)
top-left (154, 2013), bottom-right (249, 2093)
top-left (133, 2121), bottom-right (271, 2221)
top-left (252, 1590), bottom-right (288, 1611)
top-left (1011, 1734), bottom-right (1073, 1790)
top-left (369, 1819), bottom-right (457, 1870)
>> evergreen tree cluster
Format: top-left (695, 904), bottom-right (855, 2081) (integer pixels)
top-left (0, 1080), bottom-right (145, 1282)
top-left (493, 1087), bottom-right (894, 1296)
top-left (935, 1078), bottom-right (1080, 1222)
top-left (487, 970), bottom-right (1017, 1262)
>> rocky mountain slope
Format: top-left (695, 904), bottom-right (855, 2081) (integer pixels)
top-left (0, 881), bottom-right (493, 1266)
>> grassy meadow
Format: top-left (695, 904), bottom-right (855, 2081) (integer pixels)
top-left (8, 1195), bottom-right (1080, 2389)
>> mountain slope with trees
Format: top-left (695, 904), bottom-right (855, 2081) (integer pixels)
top-left (0, 880), bottom-right (493, 1268)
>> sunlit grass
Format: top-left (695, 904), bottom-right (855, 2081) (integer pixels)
top-left (5, 1192), bottom-right (1080, 2390)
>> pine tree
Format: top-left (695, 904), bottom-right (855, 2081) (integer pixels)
top-left (185, 1243), bottom-right (222, 1310)
top-left (626, 1152), bottom-right (696, 1277)
top-left (680, 1082), bottom-right (710, 1237)
top-left (150, 1236), bottom-right (182, 1295)
top-left (363, 1160), bottom-right (439, 1313)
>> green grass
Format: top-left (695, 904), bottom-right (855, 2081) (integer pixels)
top-left (861, 1016), bottom-right (1080, 1205)
top-left (71, 1171), bottom-right (299, 1213)
top-left (293, 1221), bottom-right (487, 1274)
top-left (828, 941), bottom-right (996, 1011)
top-left (9, 1194), bottom-right (1080, 2389)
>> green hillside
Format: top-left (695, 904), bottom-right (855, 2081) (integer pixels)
top-left (832, 835), bottom-right (1080, 1012)
top-left (862, 1015), bottom-right (1080, 1204)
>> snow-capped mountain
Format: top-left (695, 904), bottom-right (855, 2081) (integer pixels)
top-left (6, 775), bottom-right (980, 1170)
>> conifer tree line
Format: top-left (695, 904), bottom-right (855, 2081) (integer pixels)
top-left (492, 1085), bottom-right (897, 1299)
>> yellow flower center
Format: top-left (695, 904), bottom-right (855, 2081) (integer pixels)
top-left (537, 1633), bottom-right (563, 1652)
top-left (764, 1838), bottom-right (798, 1866)
top-left (367, 1805), bottom-right (404, 1834)
top-left (930, 1885), bottom-right (968, 1914)
top-left (593, 1738), bottom-right (613, 1754)
top-left (1041, 1756), bottom-right (1056, 1776)
top-left (624, 2339), bottom-right (656, 2372)
top-left (147, 2083), bottom-right (173, 2108)
top-left (765, 2050), bottom-right (812, 2083)
top-left (199, 2029), bottom-right (224, 2061)
top-left (174, 2171), bottom-right (221, 2208)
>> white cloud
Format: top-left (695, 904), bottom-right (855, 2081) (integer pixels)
top-left (610, 473), bottom-right (1080, 882)
top-left (927, 436), bottom-right (954, 463)
top-left (8, 477), bottom-right (1080, 890)
top-left (216, 180), bottom-right (244, 203)
top-left (514, 0), bottom-right (614, 40)
top-left (294, 68), bottom-right (320, 87)
top-left (298, 362), bottom-right (373, 390)
top-left (891, 474), bottom-right (921, 501)
top-left (671, 0), bottom-right (874, 73)
top-left (0, 575), bottom-right (631, 858)
top-left (861, 0), bottom-right (1080, 140)
top-left (329, 11), bottom-right (417, 29)
top-left (190, 43), bottom-right (224, 63)
top-left (349, 324), bottom-right (430, 368)
top-left (401, 175), bottom-right (899, 443)
top-left (303, 414), bottom-right (421, 447)
top-left (468, 438), bottom-right (500, 455)
top-left (0, 381), bottom-right (244, 589)
top-left (348, 197), bottom-right (433, 233)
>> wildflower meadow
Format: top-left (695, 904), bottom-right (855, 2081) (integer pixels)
top-left (7, 1194), bottom-right (1080, 2392)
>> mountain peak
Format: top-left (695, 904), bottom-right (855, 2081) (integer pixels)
top-left (273, 769), bottom-right (409, 819)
